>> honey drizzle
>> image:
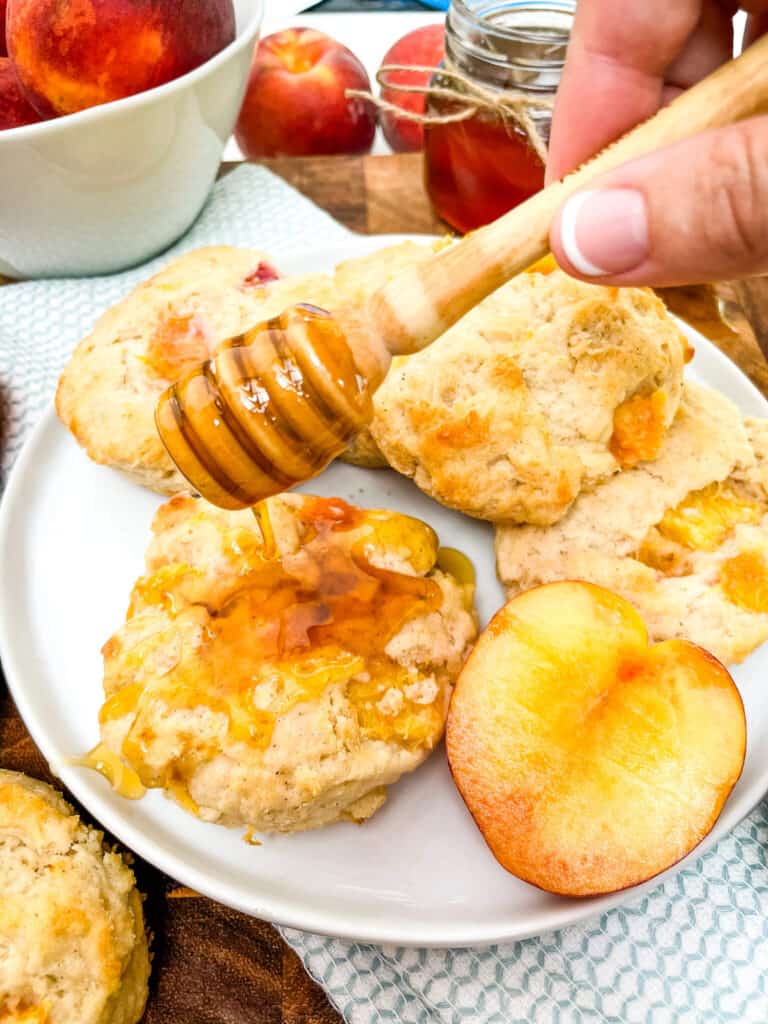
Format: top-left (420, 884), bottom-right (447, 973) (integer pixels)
top-left (436, 547), bottom-right (475, 586)
top-left (92, 498), bottom-right (454, 809)
top-left (252, 500), bottom-right (276, 559)
top-left (72, 743), bottom-right (146, 800)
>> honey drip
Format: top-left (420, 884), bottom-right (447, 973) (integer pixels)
top-left (436, 547), bottom-right (476, 611)
top-left (243, 827), bottom-right (262, 846)
top-left (252, 500), bottom-right (277, 558)
top-left (92, 498), bottom-right (452, 811)
top-left (436, 547), bottom-right (475, 587)
top-left (155, 304), bottom-right (374, 510)
top-left (72, 742), bottom-right (146, 800)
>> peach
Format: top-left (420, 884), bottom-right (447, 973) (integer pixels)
top-left (379, 24), bottom-right (445, 153)
top-left (6, 0), bottom-right (235, 117)
top-left (0, 56), bottom-right (41, 127)
top-left (1, 0), bottom-right (7, 56)
top-left (609, 388), bottom-right (668, 468)
top-left (446, 581), bottom-right (746, 897)
top-left (235, 28), bottom-right (376, 158)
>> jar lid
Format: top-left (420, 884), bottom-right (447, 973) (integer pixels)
top-left (448, 1), bottom-right (576, 89)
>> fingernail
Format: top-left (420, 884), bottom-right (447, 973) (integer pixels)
top-left (559, 189), bottom-right (649, 276)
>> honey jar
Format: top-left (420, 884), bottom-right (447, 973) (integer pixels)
top-left (424, 0), bottom-right (575, 233)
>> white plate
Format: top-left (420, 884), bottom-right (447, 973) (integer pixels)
top-left (2, 234), bottom-right (768, 948)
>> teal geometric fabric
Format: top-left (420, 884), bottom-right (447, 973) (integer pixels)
top-left (282, 798), bottom-right (768, 1022)
top-left (2, 164), bottom-right (767, 1024)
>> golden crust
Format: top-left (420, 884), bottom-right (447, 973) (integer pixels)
top-left (372, 270), bottom-right (688, 524)
top-left (56, 242), bottom-right (441, 493)
top-left (496, 382), bottom-right (768, 664)
top-left (0, 771), bottom-right (149, 1024)
top-left (97, 493), bottom-right (477, 833)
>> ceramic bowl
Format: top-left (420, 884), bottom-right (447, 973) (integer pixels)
top-left (0, 0), bottom-right (263, 279)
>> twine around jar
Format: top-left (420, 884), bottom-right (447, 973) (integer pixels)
top-left (347, 61), bottom-right (554, 165)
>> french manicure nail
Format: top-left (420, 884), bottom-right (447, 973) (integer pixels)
top-left (559, 188), bottom-right (650, 276)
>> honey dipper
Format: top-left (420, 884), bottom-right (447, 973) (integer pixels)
top-left (157, 35), bottom-right (768, 510)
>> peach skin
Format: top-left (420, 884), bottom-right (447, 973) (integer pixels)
top-left (446, 581), bottom-right (746, 897)
top-left (0, 56), bottom-right (41, 127)
top-left (235, 28), bottom-right (376, 158)
top-left (7, 0), bottom-right (235, 117)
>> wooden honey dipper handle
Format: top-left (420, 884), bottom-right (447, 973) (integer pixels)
top-left (365, 32), bottom-right (768, 359)
top-left (157, 36), bottom-right (768, 511)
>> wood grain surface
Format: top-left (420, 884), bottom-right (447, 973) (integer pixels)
top-left (3, 151), bottom-right (768, 1024)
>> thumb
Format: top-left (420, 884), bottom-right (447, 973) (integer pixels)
top-left (550, 116), bottom-right (768, 287)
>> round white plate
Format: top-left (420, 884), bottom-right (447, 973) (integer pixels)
top-left (2, 234), bottom-right (768, 948)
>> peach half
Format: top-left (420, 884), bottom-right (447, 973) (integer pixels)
top-left (446, 581), bottom-right (746, 897)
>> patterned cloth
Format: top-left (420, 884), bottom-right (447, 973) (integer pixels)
top-left (2, 165), bottom-right (768, 1024)
top-left (283, 800), bottom-right (768, 1022)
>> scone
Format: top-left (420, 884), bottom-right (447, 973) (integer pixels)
top-left (94, 493), bottom-right (477, 833)
top-left (496, 381), bottom-right (768, 664)
top-left (0, 771), bottom-right (149, 1024)
top-left (371, 269), bottom-right (689, 525)
top-left (341, 354), bottom-right (410, 470)
top-left (56, 240), bottom-right (440, 493)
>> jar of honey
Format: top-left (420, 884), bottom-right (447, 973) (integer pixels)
top-left (424, 0), bottom-right (575, 233)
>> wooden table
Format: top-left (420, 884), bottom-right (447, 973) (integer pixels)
top-left (3, 152), bottom-right (768, 1024)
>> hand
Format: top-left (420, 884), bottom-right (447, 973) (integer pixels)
top-left (547, 1), bottom-right (768, 286)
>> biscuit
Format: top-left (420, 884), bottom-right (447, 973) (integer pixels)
top-left (496, 382), bottom-right (768, 664)
top-left (0, 771), bottom-right (149, 1024)
top-left (341, 428), bottom-right (389, 469)
top-left (371, 269), bottom-right (689, 524)
top-left (340, 354), bottom-right (410, 470)
top-left (56, 241), bottom-right (440, 493)
top-left (95, 493), bottom-right (477, 833)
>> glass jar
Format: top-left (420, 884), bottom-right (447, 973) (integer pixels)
top-left (424, 0), bottom-right (575, 233)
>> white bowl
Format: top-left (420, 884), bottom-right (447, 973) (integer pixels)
top-left (0, 0), bottom-right (263, 279)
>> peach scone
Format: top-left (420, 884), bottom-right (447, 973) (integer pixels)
top-left (496, 381), bottom-right (768, 664)
top-left (56, 241), bottom-right (440, 493)
top-left (0, 771), bottom-right (149, 1024)
top-left (93, 493), bottom-right (477, 833)
top-left (371, 268), bottom-right (689, 525)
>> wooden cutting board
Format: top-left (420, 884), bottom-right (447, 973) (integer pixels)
top-left (2, 151), bottom-right (768, 1024)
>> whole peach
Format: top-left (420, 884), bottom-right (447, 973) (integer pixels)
top-left (7, 0), bottom-right (235, 117)
top-left (0, 56), bottom-right (41, 127)
top-left (235, 28), bottom-right (376, 158)
top-left (379, 24), bottom-right (445, 153)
